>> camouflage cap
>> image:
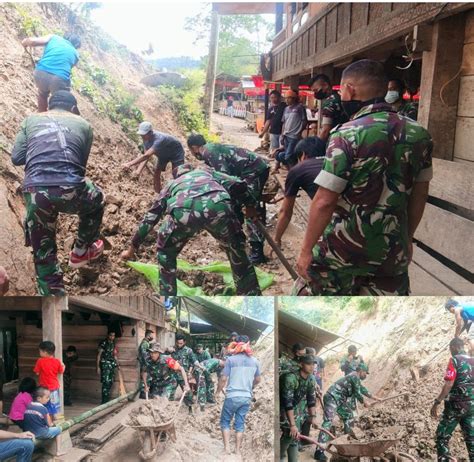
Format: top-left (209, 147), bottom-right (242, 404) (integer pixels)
top-left (357, 363), bottom-right (369, 373)
top-left (299, 354), bottom-right (316, 365)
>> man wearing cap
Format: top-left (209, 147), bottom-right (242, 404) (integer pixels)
top-left (195, 344), bottom-right (211, 363)
top-left (445, 299), bottom-right (474, 356)
top-left (280, 354), bottom-right (318, 462)
top-left (11, 90), bottom-right (105, 296)
top-left (122, 122), bottom-right (185, 193)
top-left (142, 343), bottom-right (189, 399)
top-left (276, 89), bottom-right (307, 168)
top-left (187, 134), bottom-right (270, 264)
top-left (314, 364), bottom-right (380, 461)
top-left (431, 337), bottom-right (474, 461)
top-left (120, 164), bottom-right (261, 296)
top-left (296, 59), bottom-right (432, 296)
top-left (274, 137), bottom-right (326, 249)
top-left (22, 33), bottom-right (81, 112)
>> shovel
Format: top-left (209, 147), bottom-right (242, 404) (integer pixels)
top-left (368, 392), bottom-right (410, 407)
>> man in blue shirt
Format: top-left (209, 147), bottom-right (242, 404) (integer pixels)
top-left (22, 33), bottom-right (81, 112)
top-left (216, 335), bottom-right (261, 456)
top-left (446, 299), bottom-right (474, 355)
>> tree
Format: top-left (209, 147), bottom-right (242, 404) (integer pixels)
top-left (185, 6), bottom-right (273, 77)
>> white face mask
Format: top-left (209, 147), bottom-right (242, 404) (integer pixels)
top-left (385, 90), bottom-right (400, 104)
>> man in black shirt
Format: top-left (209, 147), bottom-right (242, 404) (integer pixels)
top-left (274, 137), bottom-right (325, 248)
top-left (259, 90), bottom-right (286, 152)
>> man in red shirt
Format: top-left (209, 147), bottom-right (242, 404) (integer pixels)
top-left (33, 341), bottom-right (65, 420)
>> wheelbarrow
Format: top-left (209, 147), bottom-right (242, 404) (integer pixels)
top-left (123, 393), bottom-right (185, 460)
top-left (299, 430), bottom-right (418, 461)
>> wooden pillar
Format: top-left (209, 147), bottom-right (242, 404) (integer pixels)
top-left (41, 296), bottom-right (66, 413)
top-left (418, 14), bottom-right (465, 160)
top-left (203, 8), bottom-right (220, 123)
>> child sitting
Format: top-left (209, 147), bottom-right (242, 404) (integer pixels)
top-left (23, 387), bottom-right (61, 439)
top-left (8, 377), bottom-right (36, 429)
top-left (33, 341), bottom-right (65, 420)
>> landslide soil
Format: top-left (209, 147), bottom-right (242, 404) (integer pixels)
top-left (295, 297), bottom-right (473, 461)
top-left (0, 4), bottom-right (285, 296)
top-left (88, 336), bottom-right (274, 462)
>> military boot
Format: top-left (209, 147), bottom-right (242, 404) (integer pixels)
top-left (249, 242), bottom-right (266, 265)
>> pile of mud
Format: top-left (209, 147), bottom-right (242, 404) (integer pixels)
top-left (176, 269), bottom-right (228, 295)
top-left (359, 362), bottom-right (469, 460)
top-left (126, 397), bottom-right (177, 427)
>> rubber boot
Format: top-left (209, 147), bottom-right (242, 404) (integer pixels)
top-left (249, 242), bottom-right (266, 265)
top-left (313, 448), bottom-right (327, 461)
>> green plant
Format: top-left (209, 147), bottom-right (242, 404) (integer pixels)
top-left (14, 5), bottom-right (46, 37)
top-left (356, 297), bottom-right (376, 313)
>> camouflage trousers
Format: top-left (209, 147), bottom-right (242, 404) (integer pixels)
top-left (243, 168), bottom-right (269, 244)
top-left (149, 379), bottom-right (176, 399)
top-left (294, 268), bottom-right (410, 296)
top-left (100, 362), bottom-right (116, 404)
top-left (314, 394), bottom-right (354, 459)
top-left (196, 369), bottom-right (214, 406)
top-left (436, 400), bottom-right (474, 461)
top-left (280, 399), bottom-right (308, 461)
top-left (23, 180), bottom-right (104, 296)
top-left (169, 374), bottom-right (193, 407)
top-left (64, 372), bottom-right (72, 405)
top-left (156, 200), bottom-right (261, 296)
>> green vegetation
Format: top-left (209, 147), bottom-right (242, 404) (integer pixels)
top-left (159, 69), bottom-right (218, 141)
top-left (71, 54), bottom-right (143, 143)
top-left (13, 4), bottom-right (46, 37)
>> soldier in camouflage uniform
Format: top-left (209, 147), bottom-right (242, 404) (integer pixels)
top-left (187, 135), bottom-right (271, 264)
top-left (296, 60), bottom-right (433, 296)
top-left (96, 331), bottom-right (119, 404)
top-left (431, 337), bottom-right (474, 461)
top-left (279, 343), bottom-right (306, 375)
top-left (386, 78), bottom-right (418, 121)
top-left (340, 345), bottom-right (365, 411)
top-left (63, 345), bottom-right (78, 406)
top-left (280, 355), bottom-right (318, 462)
top-left (142, 343), bottom-right (188, 398)
top-left (195, 344), bottom-right (211, 363)
top-left (169, 334), bottom-right (196, 411)
top-left (11, 91), bottom-right (105, 295)
top-left (196, 358), bottom-right (224, 410)
top-left (138, 329), bottom-right (154, 399)
top-left (121, 164), bottom-right (261, 296)
top-left (310, 74), bottom-right (348, 142)
top-left (314, 364), bottom-right (380, 461)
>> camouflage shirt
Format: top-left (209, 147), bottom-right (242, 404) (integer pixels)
top-left (445, 352), bottom-right (474, 403)
top-left (314, 102), bottom-right (433, 277)
top-left (279, 356), bottom-right (300, 375)
top-left (98, 339), bottom-right (117, 367)
top-left (397, 101), bottom-right (418, 121)
top-left (138, 338), bottom-right (151, 368)
top-left (202, 358), bottom-right (221, 374)
top-left (201, 143), bottom-right (269, 182)
top-left (131, 169), bottom-right (246, 248)
top-left (196, 350), bottom-right (212, 363)
top-left (340, 354), bottom-right (364, 376)
top-left (280, 371), bottom-right (317, 412)
top-left (326, 372), bottom-right (371, 404)
top-left (145, 355), bottom-right (174, 384)
top-left (321, 92), bottom-right (348, 128)
top-left (172, 345), bottom-right (196, 372)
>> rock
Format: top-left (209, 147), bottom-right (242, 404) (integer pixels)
top-left (108, 204), bottom-right (118, 214)
top-left (0, 74), bottom-right (9, 82)
top-left (103, 223), bottom-right (119, 235)
top-left (105, 194), bottom-right (123, 206)
top-left (79, 267), bottom-right (100, 283)
top-left (96, 287), bottom-right (109, 294)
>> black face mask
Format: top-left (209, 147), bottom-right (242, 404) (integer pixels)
top-left (341, 100), bottom-right (363, 118)
top-left (314, 89), bottom-right (330, 100)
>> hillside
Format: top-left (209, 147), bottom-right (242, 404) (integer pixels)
top-left (0, 3), bottom-right (234, 296)
top-left (295, 296), bottom-right (474, 461)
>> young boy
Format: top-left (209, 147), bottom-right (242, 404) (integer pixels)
top-left (22, 387), bottom-right (61, 439)
top-left (33, 341), bottom-right (65, 420)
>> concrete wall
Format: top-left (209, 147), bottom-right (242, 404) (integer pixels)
top-left (454, 11), bottom-right (474, 164)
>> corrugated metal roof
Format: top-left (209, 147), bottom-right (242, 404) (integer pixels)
top-left (182, 297), bottom-right (270, 341)
top-left (279, 310), bottom-right (340, 355)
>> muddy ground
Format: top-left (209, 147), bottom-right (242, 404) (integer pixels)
top-left (80, 336), bottom-right (274, 462)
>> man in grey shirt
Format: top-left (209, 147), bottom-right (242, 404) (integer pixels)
top-left (122, 121), bottom-right (185, 193)
top-left (216, 335), bottom-right (261, 455)
top-left (276, 89), bottom-right (307, 167)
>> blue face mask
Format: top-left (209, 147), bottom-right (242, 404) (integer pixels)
top-left (385, 90), bottom-right (400, 104)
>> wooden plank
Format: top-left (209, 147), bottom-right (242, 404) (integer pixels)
top-left (0, 297), bottom-right (42, 311)
top-left (83, 400), bottom-right (142, 444)
top-left (57, 448), bottom-right (90, 462)
top-left (430, 158), bottom-right (474, 210)
top-left (326, 7), bottom-right (337, 46)
top-left (415, 203), bottom-right (473, 272)
top-left (462, 42), bottom-right (474, 75)
top-left (337, 3), bottom-right (351, 42)
top-left (316, 17), bottom-right (326, 53)
top-left (351, 2), bottom-right (369, 33)
top-left (410, 246), bottom-right (472, 295)
top-left (454, 117), bottom-right (474, 162)
top-left (368, 3), bottom-right (391, 24)
top-left (458, 76), bottom-right (474, 116)
top-left (465, 10), bottom-right (474, 43)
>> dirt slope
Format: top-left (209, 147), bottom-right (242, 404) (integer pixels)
top-left (0, 3), bottom-right (235, 295)
top-left (298, 297), bottom-right (474, 461)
